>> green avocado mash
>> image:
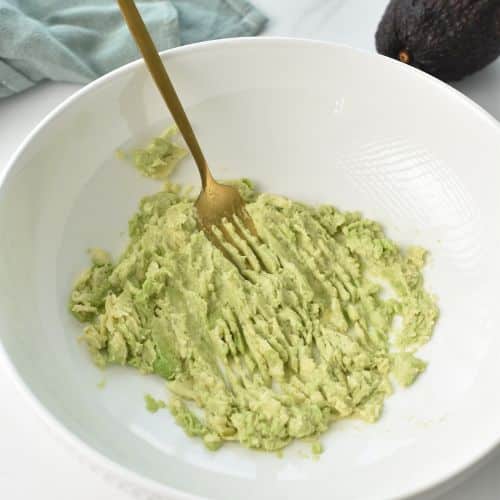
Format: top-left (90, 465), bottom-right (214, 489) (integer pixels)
top-left (121, 127), bottom-right (187, 180)
top-left (145, 394), bottom-right (167, 413)
top-left (70, 133), bottom-right (438, 452)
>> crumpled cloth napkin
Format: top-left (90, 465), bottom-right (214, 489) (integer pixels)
top-left (0, 0), bottom-right (267, 97)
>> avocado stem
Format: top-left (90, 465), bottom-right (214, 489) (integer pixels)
top-left (398, 49), bottom-right (411, 64)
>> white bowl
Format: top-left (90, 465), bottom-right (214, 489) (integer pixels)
top-left (1, 37), bottom-right (500, 500)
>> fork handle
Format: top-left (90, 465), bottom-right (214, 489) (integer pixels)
top-left (117, 0), bottom-right (213, 188)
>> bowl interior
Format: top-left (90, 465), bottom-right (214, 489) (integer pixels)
top-left (1, 39), bottom-right (500, 500)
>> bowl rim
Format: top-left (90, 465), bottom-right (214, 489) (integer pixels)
top-left (1, 36), bottom-right (499, 500)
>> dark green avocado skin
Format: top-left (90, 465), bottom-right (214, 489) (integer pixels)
top-left (376, 0), bottom-right (500, 82)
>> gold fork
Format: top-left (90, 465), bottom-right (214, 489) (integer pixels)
top-left (117, 0), bottom-right (258, 267)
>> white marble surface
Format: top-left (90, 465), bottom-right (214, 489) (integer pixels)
top-left (1, 1), bottom-right (500, 499)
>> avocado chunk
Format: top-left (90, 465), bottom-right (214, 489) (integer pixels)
top-left (376, 0), bottom-right (500, 82)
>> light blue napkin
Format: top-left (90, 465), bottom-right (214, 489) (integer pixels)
top-left (0, 0), bottom-right (267, 98)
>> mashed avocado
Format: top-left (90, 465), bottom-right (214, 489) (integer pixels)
top-left (119, 127), bottom-right (187, 180)
top-left (70, 134), bottom-right (438, 452)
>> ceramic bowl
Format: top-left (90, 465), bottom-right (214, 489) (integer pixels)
top-left (1, 38), bottom-right (500, 500)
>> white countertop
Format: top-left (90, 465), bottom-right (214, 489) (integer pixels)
top-left (1, 1), bottom-right (500, 498)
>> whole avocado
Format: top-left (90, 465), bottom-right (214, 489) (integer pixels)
top-left (375, 0), bottom-right (500, 82)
